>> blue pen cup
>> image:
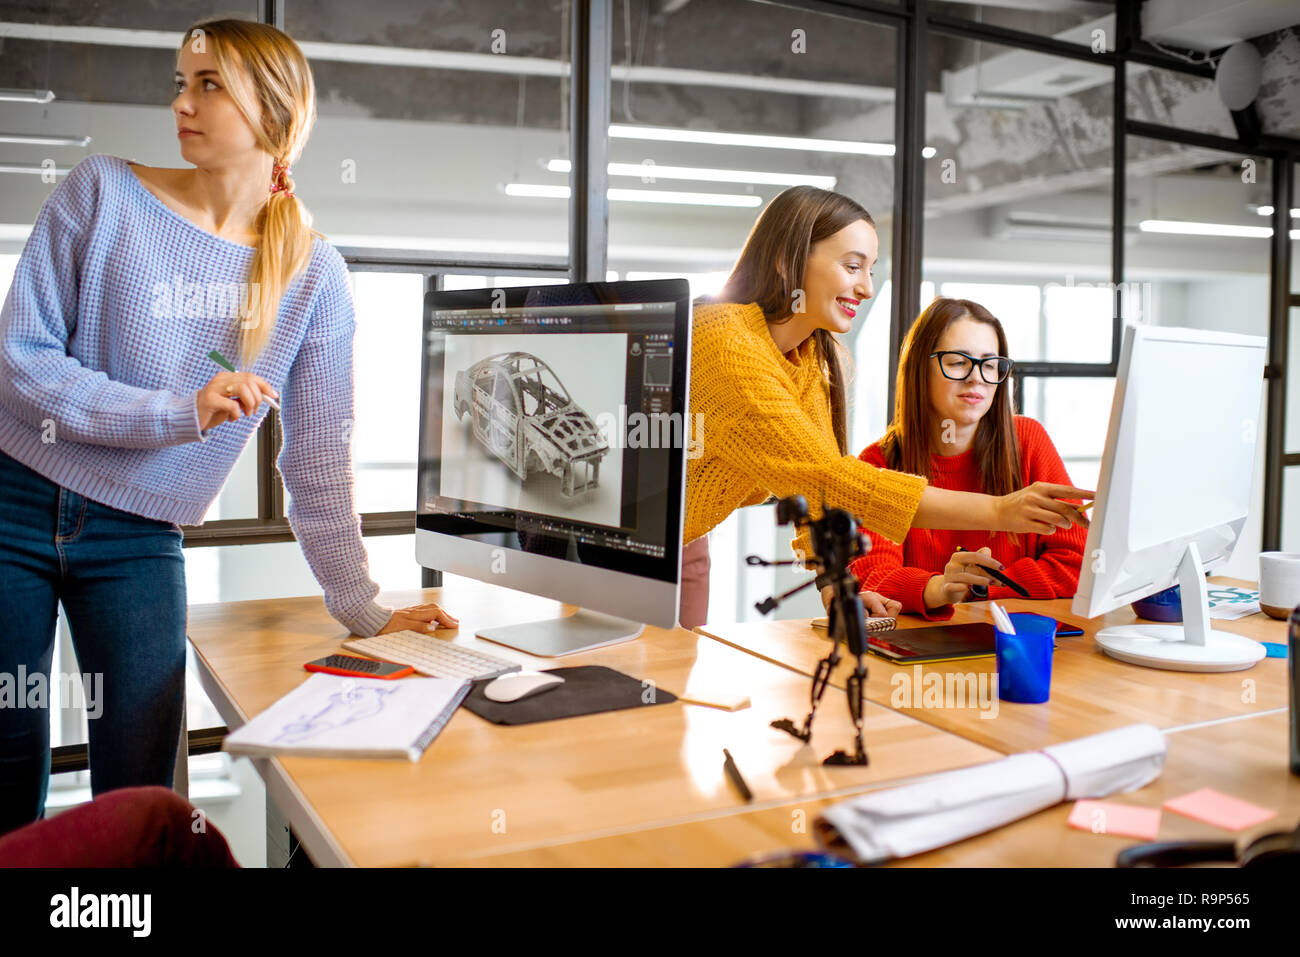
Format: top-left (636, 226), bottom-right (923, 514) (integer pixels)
top-left (995, 613), bottom-right (1057, 704)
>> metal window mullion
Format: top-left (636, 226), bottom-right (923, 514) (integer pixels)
top-left (889, 0), bottom-right (926, 422)
top-left (752, 0), bottom-right (907, 26)
top-left (1125, 119), bottom-right (1296, 159)
top-left (1113, 0), bottom-right (1131, 370)
top-left (258, 0), bottom-right (284, 31)
top-left (569, 0), bottom-right (610, 283)
top-left (1264, 156), bottom-right (1293, 550)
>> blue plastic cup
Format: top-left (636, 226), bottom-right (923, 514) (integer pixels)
top-left (995, 613), bottom-right (1057, 704)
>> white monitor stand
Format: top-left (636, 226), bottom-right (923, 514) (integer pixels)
top-left (1094, 543), bottom-right (1266, 672)
top-left (476, 609), bottom-right (645, 657)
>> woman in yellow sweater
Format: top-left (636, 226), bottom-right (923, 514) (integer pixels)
top-left (680, 187), bottom-right (1092, 627)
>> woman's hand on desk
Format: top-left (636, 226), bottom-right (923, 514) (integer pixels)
top-left (378, 601), bottom-right (460, 634)
top-left (993, 483), bottom-right (1093, 535)
top-left (822, 585), bottom-right (901, 618)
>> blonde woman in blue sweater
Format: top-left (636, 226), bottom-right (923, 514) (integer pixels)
top-left (0, 19), bottom-right (455, 833)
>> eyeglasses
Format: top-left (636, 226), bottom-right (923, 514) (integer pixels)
top-left (929, 351), bottom-right (1014, 384)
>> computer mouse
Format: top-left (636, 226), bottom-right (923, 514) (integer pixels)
top-left (483, 671), bottom-right (565, 703)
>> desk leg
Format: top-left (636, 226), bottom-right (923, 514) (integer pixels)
top-left (266, 797), bottom-right (315, 868)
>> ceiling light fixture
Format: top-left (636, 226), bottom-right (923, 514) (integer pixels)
top-left (506, 183), bottom-right (762, 207)
top-left (0, 132), bottom-right (90, 147)
top-left (610, 124), bottom-right (936, 159)
top-left (546, 158), bottom-right (835, 188)
top-left (1139, 219), bottom-right (1300, 240)
top-left (0, 88), bottom-right (55, 104)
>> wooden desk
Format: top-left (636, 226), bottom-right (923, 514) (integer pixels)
top-left (698, 578), bottom-right (1287, 754)
top-left (452, 709), bottom-right (1299, 867)
top-left (187, 579), bottom-right (999, 867)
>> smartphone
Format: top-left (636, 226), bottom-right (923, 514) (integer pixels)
top-left (304, 654), bottom-right (414, 679)
top-left (1056, 624), bottom-right (1085, 637)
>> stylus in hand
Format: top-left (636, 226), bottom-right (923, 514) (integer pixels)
top-left (956, 546), bottom-right (1031, 598)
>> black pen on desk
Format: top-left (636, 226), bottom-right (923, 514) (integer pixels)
top-left (207, 349), bottom-right (280, 411)
top-left (722, 748), bottom-right (753, 803)
top-left (956, 546), bottom-right (1031, 598)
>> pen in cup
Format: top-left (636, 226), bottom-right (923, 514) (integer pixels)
top-left (990, 601), bottom-right (1016, 635)
top-left (207, 349), bottom-right (280, 410)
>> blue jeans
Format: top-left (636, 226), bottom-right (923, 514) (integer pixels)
top-left (0, 451), bottom-right (187, 836)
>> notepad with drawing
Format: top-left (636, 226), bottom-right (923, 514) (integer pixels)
top-left (223, 672), bottom-right (469, 762)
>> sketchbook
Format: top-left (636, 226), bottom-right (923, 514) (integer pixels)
top-left (223, 673), bottom-right (469, 762)
top-left (811, 616), bottom-right (897, 634)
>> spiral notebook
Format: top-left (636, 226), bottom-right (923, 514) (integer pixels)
top-left (223, 673), bottom-right (469, 762)
top-left (811, 616), bottom-right (896, 633)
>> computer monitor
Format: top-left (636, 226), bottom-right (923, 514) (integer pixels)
top-left (1071, 322), bottom-right (1267, 671)
top-left (415, 279), bottom-right (692, 656)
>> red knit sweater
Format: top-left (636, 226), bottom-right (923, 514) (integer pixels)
top-left (848, 416), bottom-right (1086, 620)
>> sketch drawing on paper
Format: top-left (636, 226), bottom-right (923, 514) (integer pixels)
top-left (453, 351), bottom-right (610, 498)
top-left (273, 682), bottom-right (399, 744)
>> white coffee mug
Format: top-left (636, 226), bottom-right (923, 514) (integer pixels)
top-left (1258, 552), bottom-right (1300, 619)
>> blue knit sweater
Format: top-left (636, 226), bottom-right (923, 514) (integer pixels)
top-left (0, 154), bottom-right (391, 636)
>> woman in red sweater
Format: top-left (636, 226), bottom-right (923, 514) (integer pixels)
top-left (847, 297), bottom-right (1087, 619)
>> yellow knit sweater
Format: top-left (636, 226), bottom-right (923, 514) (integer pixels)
top-left (685, 301), bottom-right (928, 557)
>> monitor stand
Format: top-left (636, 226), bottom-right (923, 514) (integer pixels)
top-left (476, 609), bottom-right (645, 657)
top-left (1094, 542), bottom-right (1266, 672)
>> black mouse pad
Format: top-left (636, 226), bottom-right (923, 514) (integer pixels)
top-left (463, 665), bottom-right (677, 726)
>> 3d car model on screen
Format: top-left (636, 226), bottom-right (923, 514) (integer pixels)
top-left (454, 352), bottom-right (610, 498)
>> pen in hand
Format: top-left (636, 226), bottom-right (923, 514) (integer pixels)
top-left (207, 349), bottom-right (280, 411)
top-left (956, 545), bottom-right (1031, 598)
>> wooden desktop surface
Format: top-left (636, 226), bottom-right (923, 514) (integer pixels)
top-left (455, 709), bottom-right (1298, 868)
top-left (697, 578), bottom-right (1287, 755)
top-left (187, 579), bottom-right (999, 867)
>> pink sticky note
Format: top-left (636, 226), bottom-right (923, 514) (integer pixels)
top-left (1163, 788), bottom-right (1276, 831)
top-left (1067, 800), bottom-right (1162, 840)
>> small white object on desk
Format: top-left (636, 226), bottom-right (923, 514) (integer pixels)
top-left (676, 690), bottom-right (752, 711)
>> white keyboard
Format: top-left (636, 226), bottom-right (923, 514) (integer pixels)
top-left (343, 630), bottom-right (522, 682)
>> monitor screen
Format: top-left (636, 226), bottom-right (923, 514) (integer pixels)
top-left (416, 280), bottom-right (691, 587)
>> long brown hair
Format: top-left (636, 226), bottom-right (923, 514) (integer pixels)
top-left (717, 185), bottom-right (874, 456)
top-left (180, 18), bottom-right (322, 365)
top-left (881, 297), bottom-right (1022, 501)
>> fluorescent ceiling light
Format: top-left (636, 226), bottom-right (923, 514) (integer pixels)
top-left (1139, 219), bottom-right (1270, 239)
top-left (609, 188), bottom-right (760, 207)
top-left (1139, 219), bottom-right (1300, 240)
top-left (611, 124), bottom-right (936, 159)
top-left (1254, 206), bottom-right (1300, 217)
top-left (0, 132), bottom-right (90, 147)
top-left (506, 182), bottom-right (761, 207)
top-left (0, 162), bottom-right (72, 175)
top-left (547, 158), bottom-right (835, 188)
top-left (0, 88), bottom-right (54, 103)
top-left (505, 183), bottom-right (571, 199)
